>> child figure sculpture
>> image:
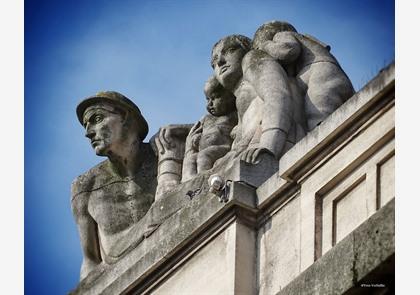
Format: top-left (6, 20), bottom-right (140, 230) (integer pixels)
top-left (182, 76), bottom-right (237, 182)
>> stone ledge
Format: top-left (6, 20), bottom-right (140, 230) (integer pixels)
top-left (70, 179), bottom-right (258, 295)
top-left (276, 198), bottom-right (394, 295)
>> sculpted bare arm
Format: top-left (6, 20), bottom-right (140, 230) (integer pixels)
top-left (265, 31), bottom-right (301, 64)
top-left (71, 183), bottom-right (101, 280)
top-left (242, 50), bottom-right (293, 161)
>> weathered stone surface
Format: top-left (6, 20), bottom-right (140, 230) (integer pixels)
top-left (70, 21), bottom-right (394, 295)
top-left (253, 21), bottom-right (355, 131)
top-left (219, 152), bottom-right (280, 188)
top-left (190, 20), bottom-right (358, 191)
top-left (182, 76), bottom-right (238, 182)
top-left (258, 195), bottom-right (301, 294)
top-left (275, 199), bottom-right (394, 295)
top-left (257, 63), bottom-right (394, 211)
top-left (276, 229), bottom-right (356, 295)
top-left (253, 63), bottom-right (394, 293)
top-left (151, 220), bottom-right (256, 295)
top-left (70, 179), bottom-right (258, 294)
top-left (152, 124), bottom-right (192, 198)
top-left (277, 62), bottom-right (395, 182)
top-left (233, 222), bottom-right (257, 294)
top-left (151, 222), bottom-right (237, 295)
top-left (378, 154), bottom-right (395, 207)
top-left (71, 91), bottom-right (158, 280)
top-left (211, 34), bottom-right (301, 167)
top-left (353, 197), bottom-right (394, 283)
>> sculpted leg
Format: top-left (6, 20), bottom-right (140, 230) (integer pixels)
top-left (197, 145), bottom-right (232, 173)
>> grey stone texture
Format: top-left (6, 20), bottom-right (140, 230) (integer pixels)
top-left (70, 177), bottom-right (253, 294)
top-left (277, 62), bottom-right (395, 182)
top-left (152, 124), bottom-right (192, 198)
top-left (72, 91), bottom-right (158, 280)
top-left (211, 34), bottom-right (302, 166)
top-left (70, 21), bottom-right (394, 294)
top-left (255, 61), bottom-right (394, 294)
top-left (182, 75), bottom-right (238, 182)
top-left (276, 199), bottom-right (394, 295)
top-left (253, 21), bottom-right (355, 131)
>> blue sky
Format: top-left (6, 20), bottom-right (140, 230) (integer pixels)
top-left (25, 0), bottom-right (394, 293)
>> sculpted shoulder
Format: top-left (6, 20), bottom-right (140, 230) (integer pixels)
top-left (71, 143), bottom-right (158, 201)
top-left (242, 49), bottom-right (276, 74)
top-left (71, 160), bottom-right (111, 201)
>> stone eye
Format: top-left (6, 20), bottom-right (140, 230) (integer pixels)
top-left (93, 114), bottom-right (104, 124)
top-left (226, 47), bottom-right (236, 54)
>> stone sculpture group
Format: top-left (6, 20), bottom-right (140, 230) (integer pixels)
top-left (71, 21), bottom-right (354, 281)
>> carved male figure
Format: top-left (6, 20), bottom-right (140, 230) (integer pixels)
top-left (252, 20), bottom-right (355, 130)
top-left (71, 91), bottom-right (157, 280)
top-left (211, 34), bottom-right (302, 164)
top-left (182, 76), bottom-right (237, 182)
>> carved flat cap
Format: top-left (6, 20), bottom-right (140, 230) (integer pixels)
top-left (76, 91), bottom-right (149, 140)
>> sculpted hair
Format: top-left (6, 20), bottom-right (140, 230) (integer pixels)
top-left (204, 75), bottom-right (224, 97)
top-left (252, 20), bottom-right (297, 50)
top-left (211, 34), bottom-right (252, 68)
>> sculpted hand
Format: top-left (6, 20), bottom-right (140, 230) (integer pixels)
top-left (185, 121), bottom-right (203, 152)
top-left (240, 147), bottom-right (274, 164)
top-left (154, 127), bottom-right (173, 155)
top-left (155, 125), bottom-right (191, 154)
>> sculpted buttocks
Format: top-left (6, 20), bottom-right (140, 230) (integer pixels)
top-left (71, 91), bottom-right (157, 280)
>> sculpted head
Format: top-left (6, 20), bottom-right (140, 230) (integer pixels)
top-left (252, 20), bottom-right (297, 50)
top-left (77, 91), bottom-right (148, 157)
top-left (211, 35), bottom-right (252, 90)
top-left (204, 76), bottom-right (236, 116)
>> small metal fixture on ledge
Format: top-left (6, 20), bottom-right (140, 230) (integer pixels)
top-left (208, 174), bottom-right (232, 203)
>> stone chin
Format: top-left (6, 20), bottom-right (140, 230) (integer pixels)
top-left (216, 71), bottom-right (240, 90)
top-left (92, 143), bottom-right (108, 156)
top-left (94, 147), bottom-right (107, 156)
